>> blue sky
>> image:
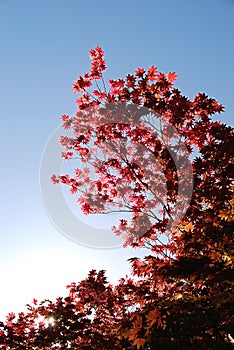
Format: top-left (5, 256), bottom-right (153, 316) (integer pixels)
top-left (0, 0), bottom-right (233, 319)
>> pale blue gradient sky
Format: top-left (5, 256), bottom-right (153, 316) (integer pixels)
top-left (0, 0), bottom-right (233, 319)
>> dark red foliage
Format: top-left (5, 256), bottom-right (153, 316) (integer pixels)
top-left (1, 47), bottom-right (233, 349)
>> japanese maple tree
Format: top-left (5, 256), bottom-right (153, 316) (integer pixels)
top-left (0, 47), bottom-right (233, 349)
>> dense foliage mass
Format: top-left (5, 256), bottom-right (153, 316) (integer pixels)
top-left (0, 47), bottom-right (233, 349)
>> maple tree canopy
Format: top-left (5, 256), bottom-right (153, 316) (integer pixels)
top-left (0, 47), bottom-right (233, 349)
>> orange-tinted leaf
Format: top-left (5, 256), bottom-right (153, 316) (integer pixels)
top-left (146, 308), bottom-right (160, 327)
top-left (134, 337), bottom-right (145, 349)
top-left (184, 222), bottom-right (194, 232)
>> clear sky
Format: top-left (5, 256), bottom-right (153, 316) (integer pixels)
top-left (0, 0), bottom-right (233, 320)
